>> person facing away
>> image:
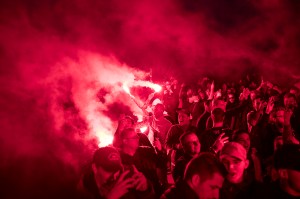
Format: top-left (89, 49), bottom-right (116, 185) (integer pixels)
top-left (161, 152), bottom-right (226, 199)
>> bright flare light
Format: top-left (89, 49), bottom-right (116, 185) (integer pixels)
top-left (122, 83), bottom-right (135, 98)
top-left (97, 133), bottom-right (114, 147)
top-left (134, 80), bottom-right (162, 93)
top-left (153, 84), bottom-right (162, 92)
top-left (140, 126), bottom-right (148, 133)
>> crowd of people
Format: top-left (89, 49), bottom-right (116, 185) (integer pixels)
top-left (78, 73), bottom-right (300, 199)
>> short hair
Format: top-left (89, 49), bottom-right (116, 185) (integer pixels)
top-left (232, 129), bottom-right (249, 141)
top-left (179, 128), bottom-right (198, 146)
top-left (211, 108), bottom-right (225, 123)
top-left (184, 153), bottom-right (226, 182)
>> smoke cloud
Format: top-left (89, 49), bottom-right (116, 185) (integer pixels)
top-left (1, 0), bottom-right (300, 198)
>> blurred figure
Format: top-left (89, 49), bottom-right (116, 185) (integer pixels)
top-left (161, 153), bottom-right (226, 199)
top-left (284, 93), bottom-right (298, 112)
top-left (253, 144), bottom-right (300, 199)
top-left (149, 103), bottom-right (173, 150)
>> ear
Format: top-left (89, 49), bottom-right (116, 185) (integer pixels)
top-left (278, 169), bottom-right (288, 179)
top-left (191, 174), bottom-right (200, 187)
top-left (244, 159), bottom-right (250, 169)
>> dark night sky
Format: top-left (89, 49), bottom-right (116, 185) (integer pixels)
top-left (1, 0), bottom-right (300, 198)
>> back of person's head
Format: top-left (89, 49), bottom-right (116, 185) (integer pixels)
top-left (211, 108), bottom-right (225, 123)
top-left (179, 128), bottom-right (198, 145)
top-left (184, 152), bottom-right (226, 182)
top-left (232, 129), bottom-right (249, 141)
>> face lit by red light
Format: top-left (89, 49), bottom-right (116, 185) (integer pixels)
top-left (234, 133), bottom-right (250, 153)
top-left (182, 133), bottom-right (201, 156)
top-left (228, 94), bottom-right (235, 104)
top-left (122, 129), bottom-right (139, 151)
top-left (153, 104), bottom-right (165, 119)
top-left (178, 112), bottom-right (190, 126)
top-left (221, 155), bottom-right (249, 184)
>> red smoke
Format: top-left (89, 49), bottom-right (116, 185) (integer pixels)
top-left (1, 0), bottom-right (300, 198)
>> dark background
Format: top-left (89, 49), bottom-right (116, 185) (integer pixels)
top-left (1, 0), bottom-right (300, 198)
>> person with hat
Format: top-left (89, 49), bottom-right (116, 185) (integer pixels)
top-left (219, 142), bottom-right (261, 199)
top-left (80, 146), bottom-right (154, 199)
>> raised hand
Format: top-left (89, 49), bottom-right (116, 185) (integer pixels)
top-left (266, 97), bottom-right (275, 114)
top-left (106, 170), bottom-right (135, 199)
top-left (212, 133), bottom-right (229, 153)
top-left (131, 166), bottom-right (149, 191)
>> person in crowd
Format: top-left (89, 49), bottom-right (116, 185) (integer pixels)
top-left (199, 108), bottom-right (232, 152)
top-left (219, 142), bottom-right (261, 199)
top-left (232, 129), bottom-right (263, 182)
top-left (161, 153), bottom-right (226, 199)
top-left (196, 100), bottom-right (212, 136)
top-left (172, 130), bottom-right (201, 182)
top-left (113, 115), bottom-right (135, 148)
top-left (165, 108), bottom-right (193, 177)
top-left (163, 81), bottom-right (179, 124)
top-left (80, 146), bottom-right (154, 199)
top-left (147, 103), bottom-right (173, 151)
top-left (166, 108), bottom-right (192, 152)
top-left (252, 144), bottom-right (300, 199)
top-left (284, 93), bottom-right (298, 112)
top-left (119, 128), bottom-right (165, 197)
